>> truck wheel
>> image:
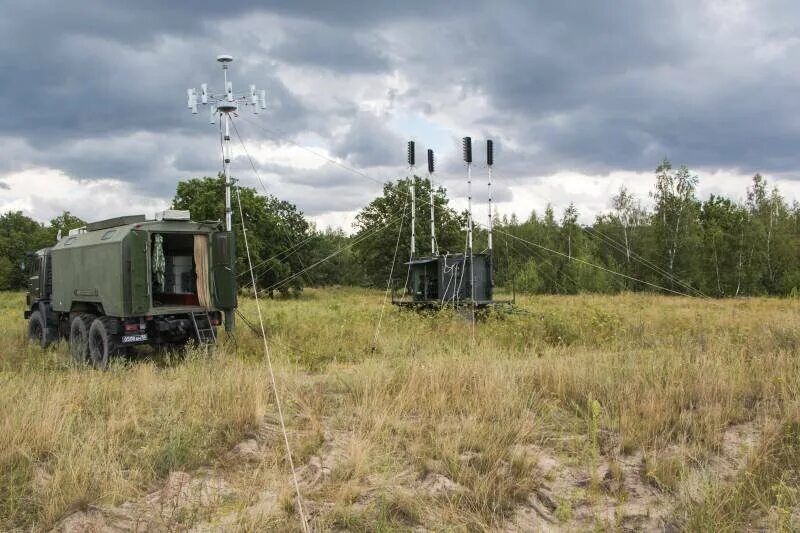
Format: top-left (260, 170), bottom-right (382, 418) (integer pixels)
top-left (28, 310), bottom-right (53, 348)
top-left (88, 317), bottom-right (119, 370)
top-left (69, 314), bottom-right (94, 364)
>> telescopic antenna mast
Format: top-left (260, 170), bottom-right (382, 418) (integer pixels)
top-left (463, 136), bottom-right (474, 306)
top-left (408, 141), bottom-right (416, 258)
top-left (487, 139), bottom-right (494, 254)
top-left (428, 149), bottom-right (437, 255)
top-left (186, 54), bottom-right (267, 331)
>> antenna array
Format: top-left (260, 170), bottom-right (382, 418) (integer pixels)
top-left (187, 55), bottom-right (266, 233)
top-left (408, 141), bottom-right (416, 258)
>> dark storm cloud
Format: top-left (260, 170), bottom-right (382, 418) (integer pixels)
top-left (331, 113), bottom-right (403, 168)
top-left (235, 165), bottom-right (383, 215)
top-left (269, 22), bottom-right (390, 74)
top-left (390, 1), bottom-right (800, 176)
top-left (3, 0), bottom-right (800, 223)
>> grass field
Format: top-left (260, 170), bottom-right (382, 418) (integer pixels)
top-left (2, 288), bottom-right (800, 531)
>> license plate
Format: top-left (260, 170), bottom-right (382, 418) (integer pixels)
top-left (121, 333), bottom-right (148, 343)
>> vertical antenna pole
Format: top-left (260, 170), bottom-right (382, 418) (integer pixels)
top-left (468, 162), bottom-right (474, 304)
top-left (221, 59), bottom-right (232, 232)
top-left (467, 164), bottom-right (473, 256)
top-left (486, 139), bottom-right (494, 298)
top-left (410, 181), bottom-right (416, 258)
top-left (487, 140), bottom-right (494, 253)
top-left (407, 141), bottom-right (416, 258)
top-left (463, 137), bottom-right (474, 308)
top-left (428, 149), bottom-right (436, 255)
top-left (223, 112), bottom-right (232, 232)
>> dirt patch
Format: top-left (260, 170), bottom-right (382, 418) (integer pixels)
top-left (506, 421), bottom-right (767, 531)
top-left (51, 471), bottom-right (235, 532)
top-left (297, 429), bottom-right (350, 489)
top-left (719, 421), bottom-right (761, 475)
top-left (422, 473), bottom-right (467, 496)
top-left (506, 448), bottom-right (670, 531)
top-left (50, 418), bottom-right (769, 532)
top-left (227, 437), bottom-right (261, 462)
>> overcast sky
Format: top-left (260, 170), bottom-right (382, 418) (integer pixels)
top-left (3, 0), bottom-right (800, 230)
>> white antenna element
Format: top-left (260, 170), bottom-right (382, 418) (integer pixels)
top-left (187, 89), bottom-right (198, 114)
top-left (186, 54), bottom-right (267, 333)
top-left (249, 85), bottom-right (259, 115)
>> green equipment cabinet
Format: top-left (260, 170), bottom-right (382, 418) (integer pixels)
top-left (393, 253), bottom-right (495, 308)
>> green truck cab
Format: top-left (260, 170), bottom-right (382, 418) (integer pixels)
top-left (24, 211), bottom-right (236, 367)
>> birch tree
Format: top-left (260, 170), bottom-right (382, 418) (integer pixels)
top-left (650, 159), bottom-right (700, 287)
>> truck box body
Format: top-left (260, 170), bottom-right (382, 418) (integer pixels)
top-left (50, 219), bottom-right (236, 318)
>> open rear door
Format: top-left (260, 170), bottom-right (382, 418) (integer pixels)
top-left (129, 230), bottom-right (150, 315)
top-left (211, 231), bottom-right (237, 310)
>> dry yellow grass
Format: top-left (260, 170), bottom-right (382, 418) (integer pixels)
top-left (1, 289), bottom-right (799, 530)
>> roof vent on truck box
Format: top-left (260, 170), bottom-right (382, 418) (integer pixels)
top-left (85, 215), bottom-right (147, 232)
top-left (155, 210), bottom-right (191, 221)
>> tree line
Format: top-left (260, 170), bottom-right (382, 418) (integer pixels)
top-left (4, 161), bottom-right (800, 297)
top-left (493, 160), bottom-right (800, 297)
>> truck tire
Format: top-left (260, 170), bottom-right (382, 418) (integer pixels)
top-left (88, 317), bottom-right (119, 370)
top-left (28, 310), bottom-right (54, 348)
top-left (69, 314), bottom-right (94, 364)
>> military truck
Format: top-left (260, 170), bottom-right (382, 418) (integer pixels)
top-left (24, 211), bottom-right (237, 368)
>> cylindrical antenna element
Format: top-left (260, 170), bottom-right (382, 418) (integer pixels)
top-left (188, 88), bottom-right (198, 114)
top-left (200, 84), bottom-right (208, 104)
top-left (407, 141), bottom-right (415, 166)
top-left (462, 136), bottom-right (472, 163)
top-left (427, 149), bottom-right (434, 174)
top-left (487, 139), bottom-right (494, 166)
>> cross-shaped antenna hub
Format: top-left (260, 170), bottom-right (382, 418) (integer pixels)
top-left (185, 54), bottom-right (268, 234)
top-left (187, 54), bottom-right (267, 119)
